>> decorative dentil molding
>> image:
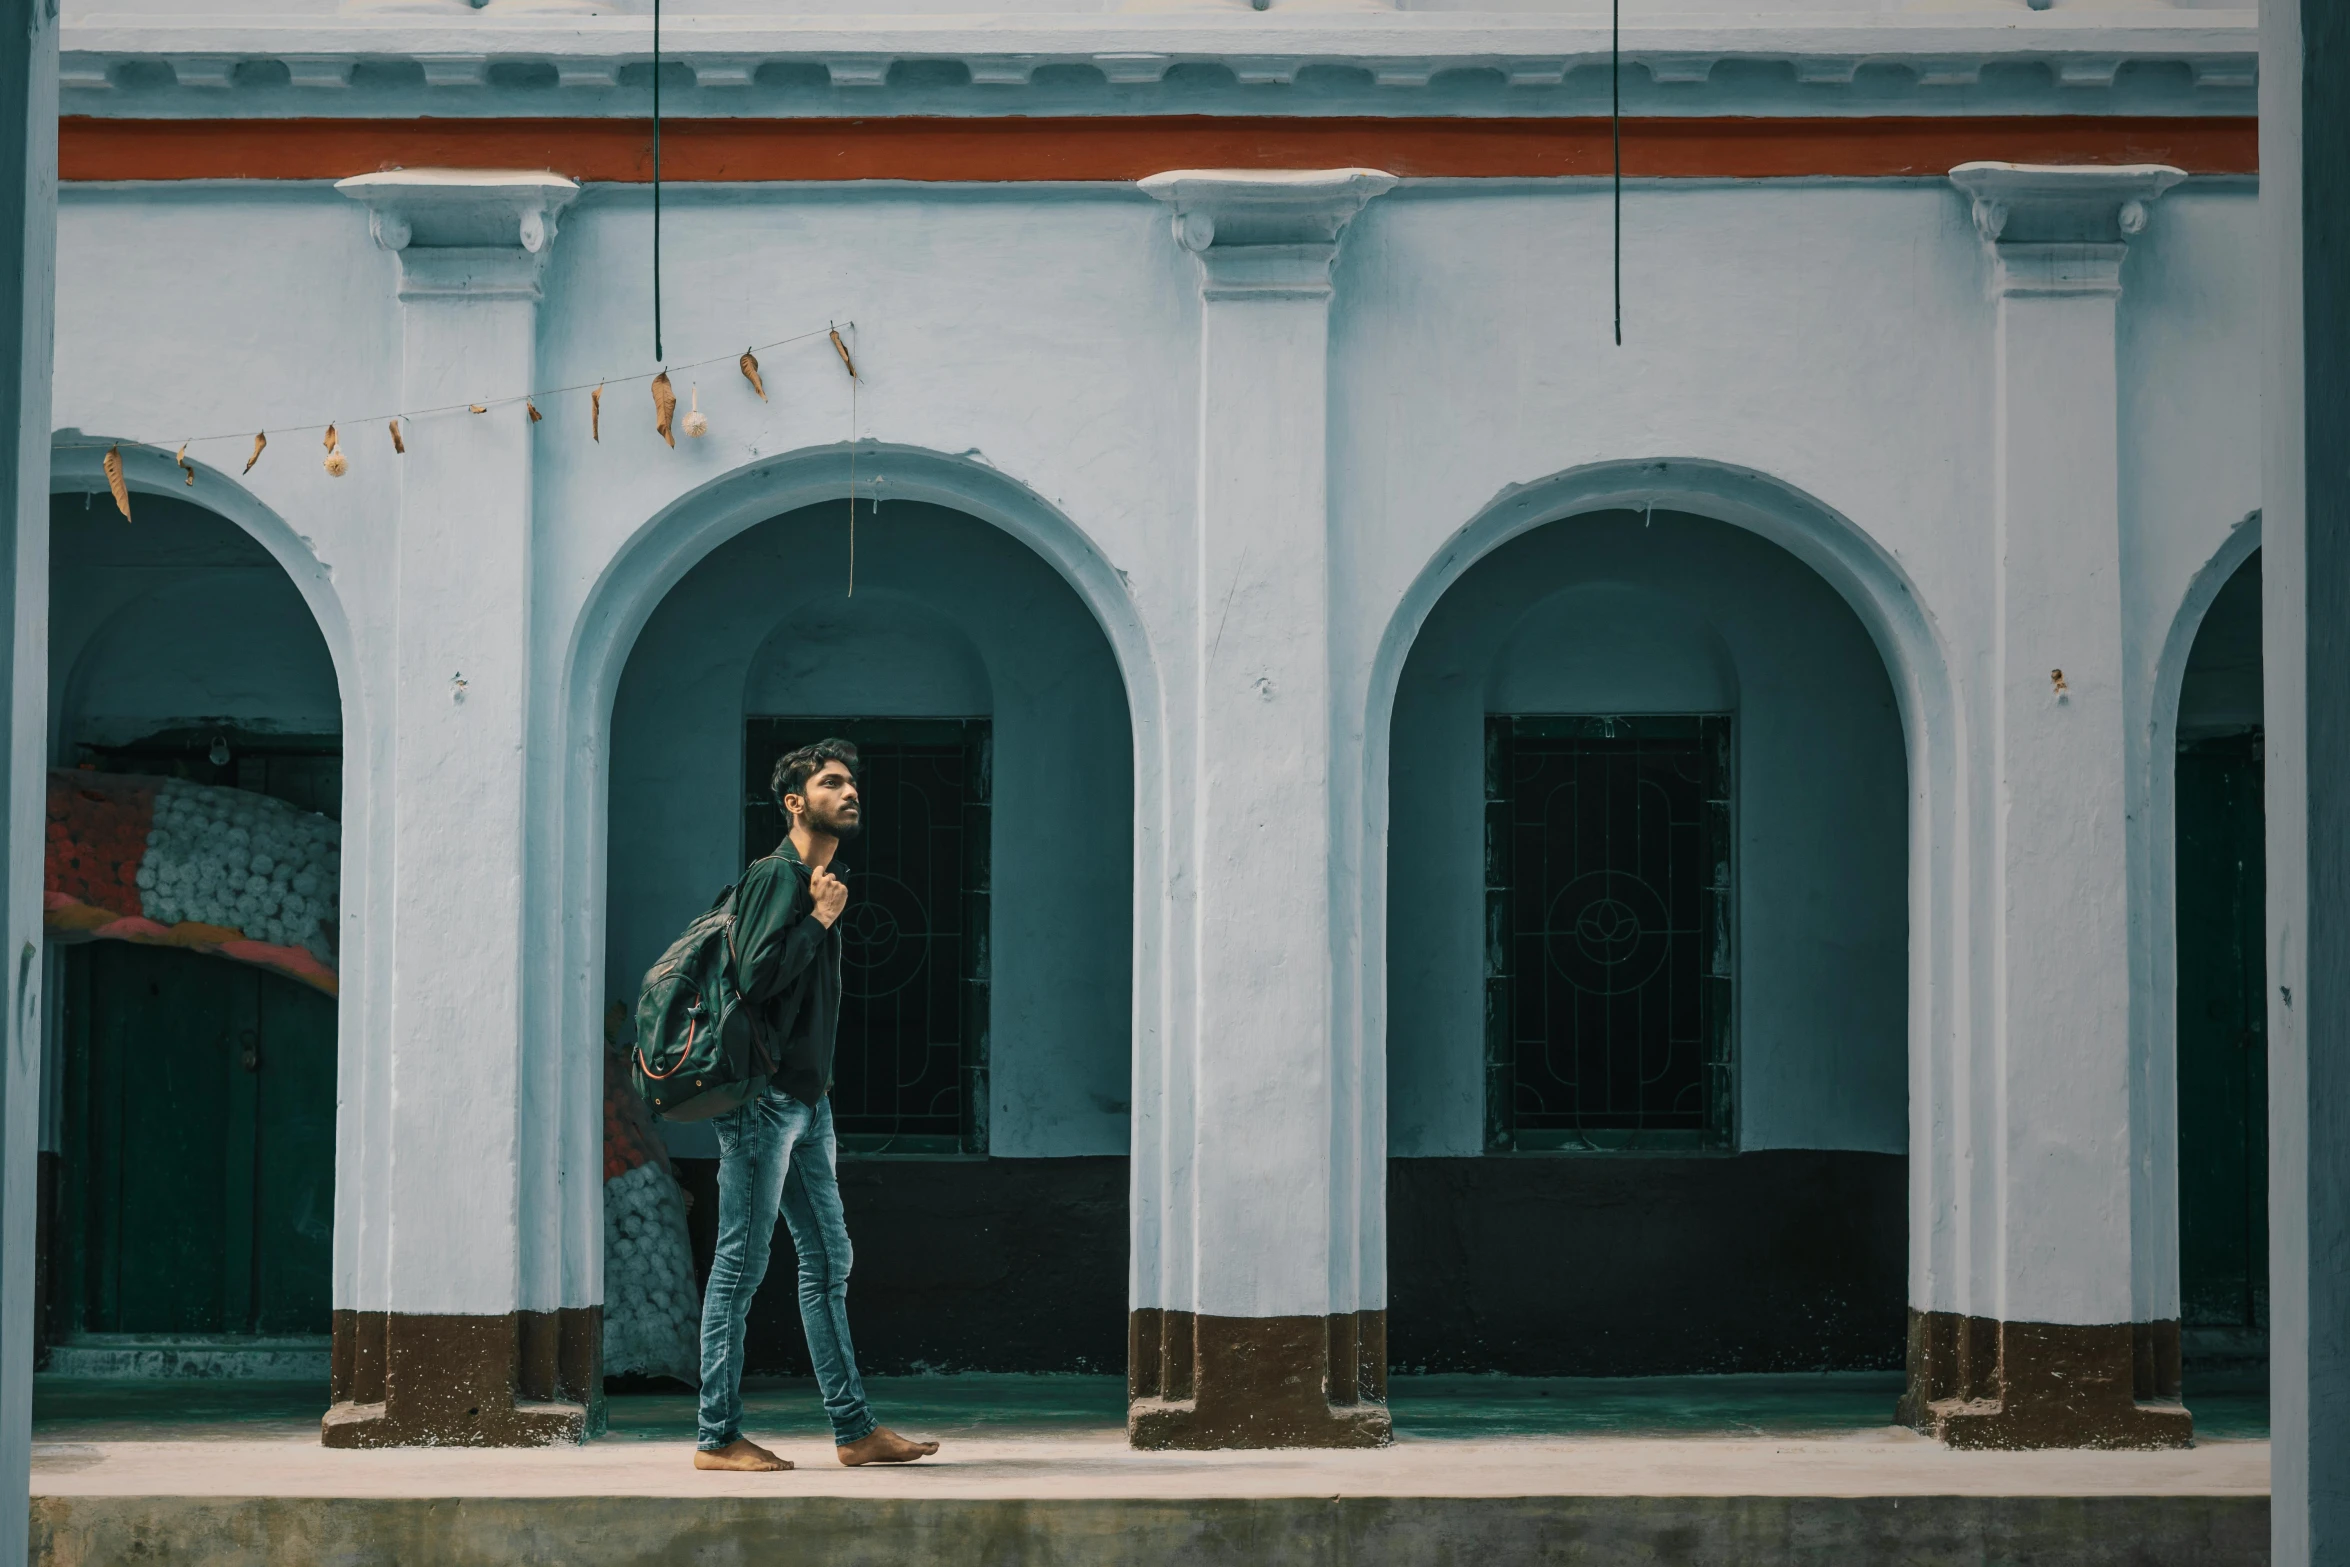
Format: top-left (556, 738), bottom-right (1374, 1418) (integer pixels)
top-left (335, 167), bottom-right (579, 299)
top-left (1141, 166), bottom-right (1395, 300)
top-left (1948, 160), bottom-right (2185, 298)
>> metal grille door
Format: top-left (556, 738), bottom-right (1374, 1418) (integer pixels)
top-left (1485, 716), bottom-right (1733, 1151)
top-left (744, 719), bottom-right (991, 1155)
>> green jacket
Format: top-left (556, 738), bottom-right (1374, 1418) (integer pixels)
top-left (732, 839), bottom-right (843, 1108)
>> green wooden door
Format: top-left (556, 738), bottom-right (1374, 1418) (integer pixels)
top-left (57, 942), bottom-right (336, 1337)
top-left (2175, 736), bottom-right (2267, 1332)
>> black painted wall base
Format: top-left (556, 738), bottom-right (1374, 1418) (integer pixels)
top-left (1386, 1151), bottom-right (1908, 1375)
top-left (671, 1155), bottom-right (1131, 1376)
top-left (668, 1150), bottom-right (1905, 1378)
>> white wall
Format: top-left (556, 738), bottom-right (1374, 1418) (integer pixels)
top-left (1388, 508), bottom-right (1908, 1157)
top-left (606, 499), bottom-right (1133, 1158)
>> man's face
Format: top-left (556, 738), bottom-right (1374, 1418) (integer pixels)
top-left (790, 760), bottom-right (862, 840)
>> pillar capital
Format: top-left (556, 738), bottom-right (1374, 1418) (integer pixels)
top-left (335, 168), bottom-right (579, 301)
top-left (1141, 167), bottom-right (1396, 300)
top-left (1949, 162), bottom-right (2185, 297)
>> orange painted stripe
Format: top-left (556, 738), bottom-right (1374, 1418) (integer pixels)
top-left (59, 114), bottom-right (2257, 183)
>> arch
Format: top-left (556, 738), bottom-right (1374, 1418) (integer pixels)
top-left (541, 442), bottom-right (1166, 1319)
top-left (2130, 510), bottom-right (2262, 1329)
top-left (1345, 456), bottom-right (1968, 1326)
top-left (44, 436), bottom-right (373, 1340)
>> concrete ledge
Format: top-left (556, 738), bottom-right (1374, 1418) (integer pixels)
top-left (30, 1493), bottom-right (2270, 1567)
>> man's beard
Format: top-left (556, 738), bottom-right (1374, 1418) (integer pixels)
top-left (809, 805), bottom-right (863, 841)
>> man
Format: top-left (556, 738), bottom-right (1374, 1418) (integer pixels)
top-left (694, 738), bottom-right (941, 1472)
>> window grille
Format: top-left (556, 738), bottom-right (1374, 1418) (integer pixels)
top-left (1484, 715), bottom-right (1733, 1152)
top-left (743, 718), bottom-right (991, 1157)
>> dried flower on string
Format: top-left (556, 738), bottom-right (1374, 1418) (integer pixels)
top-left (469, 404), bottom-right (488, 416)
top-left (592, 384), bottom-right (603, 443)
top-left (243, 432), bottom-right (267, 475)
top-left (651, 371), bottom-right (676, 448)
top-left (740, 349), bottom-right (766, 402)
top-left (322, 424), bottom-right (347, 478)
top-left (175, 443), bottom-right (195, 486)
top-left (527, 400), bottom-right (543, 424)
top-left (682, 385), bottom-right (708, 440)
top-left (389, 418), bottom-right (405, 454)
top-left (830, 328), bottom-right (858, 380)
top-left (102, 446), bottom-right (131, 521)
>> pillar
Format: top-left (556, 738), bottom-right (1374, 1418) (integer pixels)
top-left (2259, 0), bottom-right (2350, 1556)
top-left (1128, 167), bottom-right (1393, 1450)
top-left (322, 171), bottom-right (596, 1447)
top-left (0, 0), bottom-right (55, 1553)
top-left (1902, 162), bottom-right (2192, 1449)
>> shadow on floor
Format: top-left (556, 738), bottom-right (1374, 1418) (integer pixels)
top-left (29, 1370), bottom-right (2272, 1445)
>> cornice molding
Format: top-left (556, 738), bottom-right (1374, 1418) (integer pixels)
top-left (1143, 166), bottom-right (1395, 300)
top-left (336, 166), bottom-right (578, 299)
top-left (56, 13), bottom-right (2259, 110)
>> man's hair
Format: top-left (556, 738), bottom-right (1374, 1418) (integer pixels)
top-left (772, 738), bottom-right (860, 812)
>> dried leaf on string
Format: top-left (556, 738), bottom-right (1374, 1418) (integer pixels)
top-left (175, 443), bottom-right (194, 486)
top-left (740, 350), bottom-right (766, 402)
top-left (527, 400), bottom-right (543, 424)
top-left (592, 384), bottom-right (603, 443)
top-left (469, 404), bottom-right (488, 415)
top-left (102, 446), bottom-right (131, 521)
top-left (323, 424), bottom-right (340, 452)
top-left (389, 418), bottom-right (406, 454)
top-left (322, 424), bottom-right (347, 477)
top-left (830, 328), bottom-right (858, 380)
top-left (651, 371), bottom-right (676, 448)
top-left (243, 432), bottom-right (267, 475)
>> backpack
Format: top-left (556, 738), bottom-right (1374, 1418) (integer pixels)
top-left (633, 877), bottom-right (768, 1122)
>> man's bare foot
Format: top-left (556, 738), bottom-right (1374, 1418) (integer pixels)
top-left (837, 1427), bottom-right (940, 1466)
top-left (694, 1437), bottom-right (793, 1472)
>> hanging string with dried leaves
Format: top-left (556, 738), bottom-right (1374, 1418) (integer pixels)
top-left (57, 321), bottom-right (855, 476)
top-left (102, 446), bottom-right (131, 520)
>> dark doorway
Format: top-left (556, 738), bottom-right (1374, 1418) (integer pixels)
top-left (2177, 734), bottom-right (2267, 1335)
top-left (742, 718), bottom-right (991, 1156)
top-left (53, 941), bottom-right (336, 1338)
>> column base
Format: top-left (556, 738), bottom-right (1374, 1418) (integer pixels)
top-left (1898, 1308), bottom-right (2192, 1450)
top-left (1127, 1308), bottom-right (1392, 1450)
top-left (322, 1307), bottom-right (601, 1448)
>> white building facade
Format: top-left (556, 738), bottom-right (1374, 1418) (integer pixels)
top-left (42, 0), bottom-right (2262, 1449)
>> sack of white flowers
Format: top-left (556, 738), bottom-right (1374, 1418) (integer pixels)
top-left (44, 769), bottom-right (339, 993)
top-left (602, 1004), bottom-right (701, 1384)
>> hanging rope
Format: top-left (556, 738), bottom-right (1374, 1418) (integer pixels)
top-left (651, 0), bottom-right (665, 363)
top-left (1612, 0), bottom-right (1622, 347)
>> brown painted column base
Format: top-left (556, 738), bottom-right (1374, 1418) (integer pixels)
top-left (322, 1307), bottom-right (601, 1448)
top-left (1127, 1308), bottom-right (1391, 1450)
top-left (1896, 1308), bottom-right (2192, 1450)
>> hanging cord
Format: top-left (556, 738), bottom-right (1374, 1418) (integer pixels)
top-left (1611, 0), bottom-right (1622, 347)
top-left (651, 0), bottom-right (665, 363)
top-left (846, 341), bottom-right (857, 598)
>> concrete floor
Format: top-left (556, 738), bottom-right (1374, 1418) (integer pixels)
top-left (28, 1374), bottom-right (2273, 1566)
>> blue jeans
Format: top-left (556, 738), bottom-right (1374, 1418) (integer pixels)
top-left (696, 1091), bottom-right (879, 1450)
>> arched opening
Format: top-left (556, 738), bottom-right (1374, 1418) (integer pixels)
top-left (2171, 547), bottom-right (2267, 1407)
top-left (603, 496), bottom-right (1134, 1383)
top-left (41, 487), bottom-right (346, 1377)
top-left (1384, 507), bottom-right (1909, 1383)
